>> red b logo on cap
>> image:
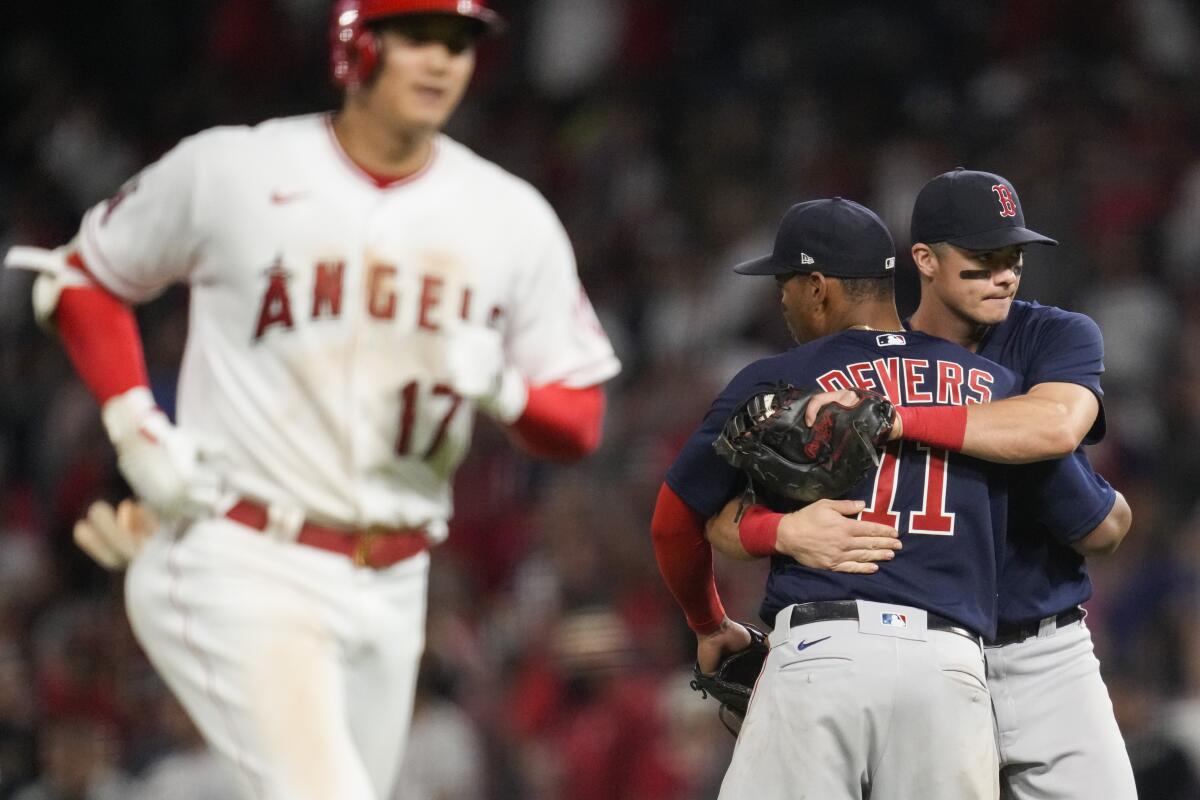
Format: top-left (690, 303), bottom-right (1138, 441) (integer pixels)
top-left (991, 184), bottom-right (1017, 218)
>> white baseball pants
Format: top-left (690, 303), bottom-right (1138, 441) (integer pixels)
top-left (126, 515), bottom-right (429, 800)
top-left (719, 601), bottom-right (998, 800)
top-left (988, 614), bottom-right (1137, 800)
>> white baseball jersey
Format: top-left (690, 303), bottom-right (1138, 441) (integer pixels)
top-left (76, 113), bottom-right (620, 540)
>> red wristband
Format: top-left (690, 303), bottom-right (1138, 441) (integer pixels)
top-left (738, 505), bottom-right (783, 557)
top-left (897, 405), bottom-right (968, 452)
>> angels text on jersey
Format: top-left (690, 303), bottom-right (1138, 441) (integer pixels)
top-left (251, 255), bottom-right (503, 341)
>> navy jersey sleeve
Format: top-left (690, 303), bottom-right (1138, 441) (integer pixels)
top-left (1022, 450), bottom-right (1116, 545)
top-left (664, 360), bottom-right (777, 517)
top-left (1021, 308), bottom-right (1105, 396)
top-left (979, 301), bottom-right (1107, 442)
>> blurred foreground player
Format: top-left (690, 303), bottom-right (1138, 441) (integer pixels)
top-left (6, 2), bottom-right (620, 798)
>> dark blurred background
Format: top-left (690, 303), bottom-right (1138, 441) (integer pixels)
top-left (2, 1), bottom-right (1200, 798)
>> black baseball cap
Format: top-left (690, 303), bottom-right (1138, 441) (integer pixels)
top-left (910, 168), bottom-right (1058, 250)
top-left (734, 197), bottom-right (897, 278)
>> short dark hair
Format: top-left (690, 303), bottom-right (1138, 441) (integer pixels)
top-left (838, 275), bottom-right (894, 301)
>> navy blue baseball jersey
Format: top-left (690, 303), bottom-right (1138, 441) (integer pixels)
top-left (666, 329), bottom-right (1020, 637)
top-left (976, 300), bottom-right (1112, 625)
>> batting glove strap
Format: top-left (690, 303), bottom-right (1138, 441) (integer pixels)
top-left (4, 244), bottom-right (91, 331)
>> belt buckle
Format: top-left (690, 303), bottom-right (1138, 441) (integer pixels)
top-left (353, 527), bottom-right (384, 568)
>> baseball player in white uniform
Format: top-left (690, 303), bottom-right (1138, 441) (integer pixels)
top-left (5, 2), bottom-right (620, 799)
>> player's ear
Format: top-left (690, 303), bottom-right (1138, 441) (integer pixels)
top-left (807, 271), bottom-right (828, 300)
top-left (910, 243), bottom-right (938, 281)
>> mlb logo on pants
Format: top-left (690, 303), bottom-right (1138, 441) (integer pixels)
top-left (881, 612), bottom-right (908, 628)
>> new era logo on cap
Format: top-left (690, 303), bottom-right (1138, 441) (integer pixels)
top-left (800, 252), bottom-right (815, 265)
top-left (884, 257), bottom-right (895, 270)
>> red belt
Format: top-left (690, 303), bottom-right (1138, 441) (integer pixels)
top-left (226, 500), bottom-right (428, 569)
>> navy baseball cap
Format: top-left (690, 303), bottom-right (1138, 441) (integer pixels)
top-left (910, 168), bottom-right (1058, 250)
top-left (734, 198), bottom-right (897, 278)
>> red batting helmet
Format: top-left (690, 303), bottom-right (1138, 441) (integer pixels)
top-left (330, 0), bottom-right (503, 89)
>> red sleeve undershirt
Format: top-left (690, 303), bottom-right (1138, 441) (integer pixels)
top-left (509, 383), bottom-right (605, 462)
top-left (649, 482), bottom-right (725, 635)
top-left (54, 253), bottom-right (150, 405)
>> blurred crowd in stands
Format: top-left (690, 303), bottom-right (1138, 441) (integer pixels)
top-left (2, 1), bottom-right (1200, 797)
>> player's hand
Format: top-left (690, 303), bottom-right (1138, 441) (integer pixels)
top-left (696, 617), bottom-right (753, 675)
top-left (776, 499), bottom-right (901, 573)
top-left (804, 389), bottom-right (902, 441)
top-left (74, 499), bottom-right (157, 570)
top-left (441, 322), bottom-right (528, 423)
top-left (101, 387), bottom-right (224, 521)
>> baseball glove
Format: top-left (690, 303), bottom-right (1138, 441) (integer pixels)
top-left (690, 623), bottom-right (769, 735)
top-left (713, 385), bottom-right (894, 502)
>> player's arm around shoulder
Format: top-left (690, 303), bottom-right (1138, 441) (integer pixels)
top-left (704, 494), bottom-right (900, 573)
top-left (874, 379), bottom-right (1096, 464)
top-left (920, 380), bottom-right (1098, 464)
top-left (1072, 490), bottom-right (1132, 556)
top-left (808, 328), bottom-right (1102, 464)
top-left (950, 305), bottom-right (1105, 462)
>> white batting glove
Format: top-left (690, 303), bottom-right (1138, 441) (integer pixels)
top-left (442, 324), bottom-right (528, 424)
top-left (101, 387), bottom-right (224, 521)
top-left (74, 499), bottom-right (157, 570)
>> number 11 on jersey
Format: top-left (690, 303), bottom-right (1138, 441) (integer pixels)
top-left (859, 441), bottom-right (956, 535)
